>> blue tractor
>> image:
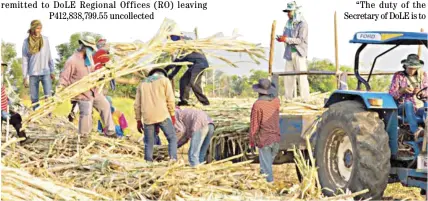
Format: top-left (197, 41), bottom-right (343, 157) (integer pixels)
top-left (313, 31), bottom-right (427, 199)
top-left (208, 31), bottom-right (427, 200)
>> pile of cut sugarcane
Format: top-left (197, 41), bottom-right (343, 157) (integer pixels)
top-left (21, 18), bottom-right (266, 128)
top-left (1, 116), bottom-right (277, 200)
top-left (2, 103), bottom-right (369, 200)
top-left (191, 97), bottom-right (325, 162)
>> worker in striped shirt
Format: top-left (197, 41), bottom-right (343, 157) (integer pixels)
top-left (1, 62), bottom-right (34, 145)
top-left (174, 107), bottom-right (215, 167)
top-left (249, 78), bottom-right (281, 183)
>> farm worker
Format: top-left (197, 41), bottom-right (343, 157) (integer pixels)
top-left (249, 78), bottom-right (281, 183)
top-left (277, 1), bottom-right (310, 101)
top-left (59, 36), bottom-right (116, 138)
top-left (134, 67), bottom-right (177, 162)
top-left (1, 63), bottom-right (35, 145)
top-left (165, 26), bottom-right (210, 106)
top-left (93, 38), bottom-right (116, 91)
top-left (97, 96), bottom-right (130, 138)
top-left (67, 38), bottom-right (115, 122)
top-left (22, 20), bottom-right (55, 110)
top-left (174, 107), bottom-right (215, 167)
top-left (389, 53), bottom-right (427, 136)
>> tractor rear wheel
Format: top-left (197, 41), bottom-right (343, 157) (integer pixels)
top-left (315, 100), bottom-right (390, 200)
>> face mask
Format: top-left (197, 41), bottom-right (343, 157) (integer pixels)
top-left (84, 47), bottom-right (95, 67)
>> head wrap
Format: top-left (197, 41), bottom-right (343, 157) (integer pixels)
top-left (27, 20), bottom-right (44, 55)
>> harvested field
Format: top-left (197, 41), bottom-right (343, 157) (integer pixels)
top-left (3, 95), bottom-right (425, 200)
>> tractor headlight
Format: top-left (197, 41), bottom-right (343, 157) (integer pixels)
top-left (368, 98), bottom-right (383, 107)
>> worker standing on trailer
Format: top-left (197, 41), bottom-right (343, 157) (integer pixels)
top-left (165, 27), bottom-right (210, 106)
top-left (174, 107), bottom-right (215, 167)
top-left (249, 78), bottom-right (280, 183)
top-left (134, 67), bottom-right (178, 162)
top-left (277, 1), bottom-right (309, 101)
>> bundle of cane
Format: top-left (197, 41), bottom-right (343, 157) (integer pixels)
top-left (21, 18), bottom-right (266, 128)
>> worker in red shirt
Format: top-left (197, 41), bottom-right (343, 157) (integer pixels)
top-left (1, 62), bottom-right (34, 145)
top-left (249, 78), bottom-right (280, 183)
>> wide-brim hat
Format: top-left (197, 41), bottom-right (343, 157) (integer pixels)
top-left (401, 53), bottom-right (424, 68)
top-left (79, 35), bottom-right (98, 51)
top-left (148, 67), bottom-right (167, 77)
top-left (252, 78), bottom-right (276, 95)
top-left (283, 1), bottom-right (298, 12)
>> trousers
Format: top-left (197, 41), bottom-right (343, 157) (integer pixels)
top-left (29, 75), bottom-right (52, 110)
top-left (77, 94), bottom-right (115, 135)
top-left (180, 67), bottom-right (210, 105)
top-left (284, 52), bottom-right (310, 101)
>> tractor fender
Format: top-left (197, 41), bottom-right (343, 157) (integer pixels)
top-left (324, 90), bottom-right (398, 109)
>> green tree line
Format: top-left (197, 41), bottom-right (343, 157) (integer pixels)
top-left (2, 33), bottom-right (393, 100)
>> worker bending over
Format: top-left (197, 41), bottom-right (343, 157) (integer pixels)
top-left (165, 27), bottom-right (210, 106)
top-left (175, 107), bottom-right (215, 167)
top-left (134, 67), bottom-right (177, 162)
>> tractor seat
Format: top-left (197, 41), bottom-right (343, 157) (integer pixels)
top-left (397, 114), bottom-right (424, 125)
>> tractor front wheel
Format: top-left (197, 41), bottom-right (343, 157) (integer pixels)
top-left (315, 100), bottom-right (391, 200)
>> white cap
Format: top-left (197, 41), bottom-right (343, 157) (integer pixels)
top-left (170, 25), bottom-right (183, 36)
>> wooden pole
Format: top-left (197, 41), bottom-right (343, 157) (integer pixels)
top-left (6, 104), bottom-right (10, 142)
top-left (334, 11), bottom-right (340, 89)
top-left (269, 20), bottom-right (276, 76)
top-left (418, 28), bottom-right (424, 57)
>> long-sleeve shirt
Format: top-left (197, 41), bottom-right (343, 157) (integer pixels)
top-left (249, 97), bottom-right (281, 148)
top-left (22, 36), bottom-right (54, 78)
top-left (59, 52), bottom-right (96, 101)
top-left (175, 108), bottom-right (214, 147)
top-left (134, 75), bottom-right (175, 125)
top-left (389, 70), bottom-right (428, 110)
top-left (283, 20), bottom-right (308, 60)
top-left (1, 86), bottom-right (8, 111)
top-left (165, 52), bottom-right (209, 78)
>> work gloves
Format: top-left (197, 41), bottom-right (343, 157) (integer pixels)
top-left (155, 125), bottom-right (160, 134)
top-left (249, 139), bottom-right (255, 149)
top-left (276, 35), bottom-right (287, 42)
top-left (171, 116), bottom-right (176, 125)
top-left (137, 120), bottom-right (144, 133)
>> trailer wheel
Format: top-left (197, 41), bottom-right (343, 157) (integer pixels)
top-left (315, 100), bottom-right (390, 200)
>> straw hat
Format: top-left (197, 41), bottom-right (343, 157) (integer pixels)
top-left (79, 35), bottom-right (98, 51)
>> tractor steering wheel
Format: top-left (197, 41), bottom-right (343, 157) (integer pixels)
top-left (416, 86), bottom-right (428, 101)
